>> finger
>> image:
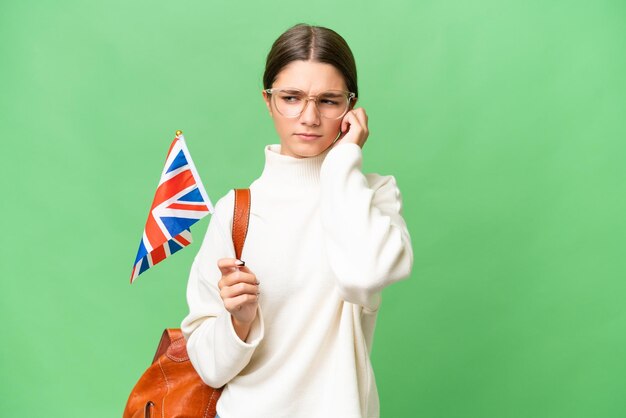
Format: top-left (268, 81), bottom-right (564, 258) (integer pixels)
top-left (235, 264), bottom-right (253, 274)
top-left (352, 109), bottom-right (369, 142)
top-left (219, 269), bottom-right (259, 289)
top-left (217, 257), bottom-right (245, 276)
top-left (340, 113), bottom-right (350, 134)
top-left (353, 108), bottom-right (368, 127)
top-left (224, 293), bottom-right (259, 312)
top-left (351, 110), bottom-right (365, 129)
top-left (341, 111), bottom-right (361, 134)
top-left (221, 282), bottom-right (260, 299)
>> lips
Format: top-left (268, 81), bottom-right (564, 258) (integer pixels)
top-left (295, 133), bottom-right (322, 138)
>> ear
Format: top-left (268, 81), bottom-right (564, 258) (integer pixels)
top-left (349, 97), bottom-right (358, 110)
top-left (262, 89), bottom-right (273, 116)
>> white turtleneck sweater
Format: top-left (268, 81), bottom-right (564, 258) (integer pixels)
top-left (181, 143), bottom-right (413, 418)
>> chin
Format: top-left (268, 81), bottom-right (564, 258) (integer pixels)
top-left (288, 139), bottom-right (332, 158)
top-left (287, 138), bottom-right (333, 158)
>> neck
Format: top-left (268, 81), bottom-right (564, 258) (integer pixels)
top-left (257, 144), bottom-right (332, 188)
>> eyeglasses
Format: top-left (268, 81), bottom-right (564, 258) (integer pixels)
top-left (264, 87), bottom-right (356, 120)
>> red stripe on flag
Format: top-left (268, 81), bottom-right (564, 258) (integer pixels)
top-left (166, 138), bottom-right (178, 160)
top-left (145, 213), bottom-right (167, 249)
top-left (150, 170), bottom-right (196, 210)
top-left (175, 234), bottom-right (191, 246)
top-left (143, 170), bottom-right (195, 249)
top-left (167, 203), bottom-right (208, 211)
top-left (130, 264), bottom-right (137, 282)
top-left (151, 245), bottom-right (167, 265)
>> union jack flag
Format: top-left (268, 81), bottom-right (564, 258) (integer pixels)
top-left (130, 131), bottom-right (213, 283)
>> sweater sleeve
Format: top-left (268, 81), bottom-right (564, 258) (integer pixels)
top-left (319, 143), bottom-right (414, 310)
top-left (180, 189), bottom-right (265, 388)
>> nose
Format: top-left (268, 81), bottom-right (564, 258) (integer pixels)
top-left (299, 98), bottom-right (321, 126)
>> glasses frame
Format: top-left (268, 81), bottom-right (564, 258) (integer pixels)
top-left (264, 87), bottom-right (356, 120)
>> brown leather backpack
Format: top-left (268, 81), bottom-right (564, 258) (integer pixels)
top-left (123, 188), bottom-right (251, 418)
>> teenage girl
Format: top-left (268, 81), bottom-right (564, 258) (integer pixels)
top-left (181, 23), bottom-right (414, 418)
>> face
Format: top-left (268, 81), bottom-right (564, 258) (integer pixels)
top-left (262, 60), bottom-right (357, 158)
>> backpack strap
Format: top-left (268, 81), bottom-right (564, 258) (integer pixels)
top-left (152, 328), bottom-right (183, 364)
top-left (154, 190), bottom-right (251, 364)
top-left (232, 188), bottom-right (251, 261)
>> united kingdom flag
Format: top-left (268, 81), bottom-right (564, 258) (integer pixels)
top-left (130, 131), bottom-right (213, 283)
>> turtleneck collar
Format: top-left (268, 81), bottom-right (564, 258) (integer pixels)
top-left (256, 143), bottom-right (333, 188)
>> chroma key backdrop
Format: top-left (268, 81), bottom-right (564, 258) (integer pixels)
top-left (1, 0), bottom-right (625, 417)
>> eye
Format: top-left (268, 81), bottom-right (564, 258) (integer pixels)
top-left (319, 94), bottom-right (342, 106)
top-left (279, 93), bottom-right (302, 103)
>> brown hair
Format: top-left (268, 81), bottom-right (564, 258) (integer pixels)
top-left (263, 23), bottom-right (358, 99)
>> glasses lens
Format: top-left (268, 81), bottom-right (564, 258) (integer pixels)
top-left (273, 89), bottom-right (304, 117)
top-left (317, 91), bottom-right (349, 119)
top-left (273, 89), bottom-right (349, 119)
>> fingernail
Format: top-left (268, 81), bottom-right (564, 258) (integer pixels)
top-left (235, 259), bottom-right (245, 266)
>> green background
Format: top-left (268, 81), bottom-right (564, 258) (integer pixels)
top-left (1, 0), bottom-right (624, 417)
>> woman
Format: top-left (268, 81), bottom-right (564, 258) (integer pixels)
top-left (181, 23), bottom-right (414, 418)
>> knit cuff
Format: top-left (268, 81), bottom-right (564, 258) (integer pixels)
top-left (323, 143), bottom-right (362, 170)
top-left (225, 305), bottom-right (265, 348)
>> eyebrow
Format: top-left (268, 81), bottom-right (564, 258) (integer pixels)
top-left (319, 92), bottom-right (343, 98)
top-left (281, 89), bottom-right (303, 94)
top-left (279, 88), bottom-right (344, 97)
